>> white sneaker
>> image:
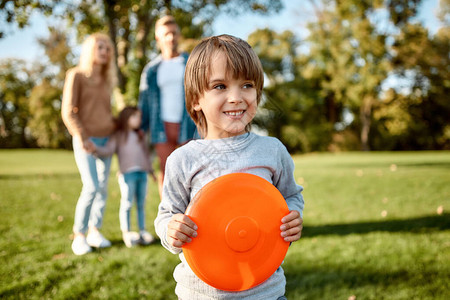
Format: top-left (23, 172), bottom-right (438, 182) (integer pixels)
top-left (86, 230), bottom-right (112, 248)
top-left (122, 231), bottom-right (140, 248)
top-left (139, 230), bottom-right (155, 245)
top-left (72, 235), bottom-right (92, 255)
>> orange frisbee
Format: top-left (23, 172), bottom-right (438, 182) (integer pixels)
top-left (183, 173), bottom-right (290, 291)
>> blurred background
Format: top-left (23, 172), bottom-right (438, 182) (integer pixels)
top-left (0, 0), bottom-right (448, 153)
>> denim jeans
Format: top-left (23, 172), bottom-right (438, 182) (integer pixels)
top-left (72, 137), bottom-right (112, 234)
top-left (118, 171), bottom-right (148, 232)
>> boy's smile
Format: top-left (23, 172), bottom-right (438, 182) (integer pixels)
top-left (193, 51), bottom-right (258, 139)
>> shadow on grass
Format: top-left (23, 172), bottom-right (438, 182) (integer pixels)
top-left (284, 263), bottom-right (448, 299)
top-left (99, 237), bottom-right (163, 249)
top-left (303, 213), bottom-right (450, 237)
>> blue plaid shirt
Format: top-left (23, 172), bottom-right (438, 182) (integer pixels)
top-left (138, 53), bottom-right (197, 144)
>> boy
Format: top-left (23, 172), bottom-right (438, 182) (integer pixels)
top-left (155, 34), bottom-right (304, 299)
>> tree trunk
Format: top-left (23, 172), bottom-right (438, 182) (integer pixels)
top-left (136, 10), bottom-right (154, 75)
top-left (326, 93), bottom-right (337, 124)
top-left (103, 0), bottom-right (126, 92)
top-left (360, 95), bottom-right (372, 151)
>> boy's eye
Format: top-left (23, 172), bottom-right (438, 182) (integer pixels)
top-left (213, 84), bottom-right (226, 90)
top-left (243, 83), bottom-right (254, 89)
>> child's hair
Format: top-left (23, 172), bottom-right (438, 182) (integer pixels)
top-left (79, 32), bottom-right (117, 90)
top-left (184, 34), bottom-right (264, 137)
top-left (116, 106), bottom-right (140, 142)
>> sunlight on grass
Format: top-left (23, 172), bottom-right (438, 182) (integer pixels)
top-left (0, 150), bottom-right (449, 299)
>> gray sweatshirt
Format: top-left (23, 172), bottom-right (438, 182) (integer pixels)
top-left (155, 132), bottom-right (304, 299)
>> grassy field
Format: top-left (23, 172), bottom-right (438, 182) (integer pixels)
top-left (0, 149), bottom-right (449, 299)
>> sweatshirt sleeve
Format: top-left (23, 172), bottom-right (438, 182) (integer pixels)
top-left (274, 142), bottom-right (305, 218)
top-left (154, 150), bottom-right (191, 254)
top-left (61, 69), bottom-right (86, 140)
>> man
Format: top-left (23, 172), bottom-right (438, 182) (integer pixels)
top-left (138, 15), bottom-right (197, 196)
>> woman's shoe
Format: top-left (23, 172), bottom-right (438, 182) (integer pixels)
top-left (72, 235), bottom-right (92, 255)
top-left (86, 230), bottom-right (112, 248)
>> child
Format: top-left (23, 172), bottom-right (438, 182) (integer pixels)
top-left (154, 35), bottom-right (304, 299)
top-left (95, 106), bottom-right (156, 248)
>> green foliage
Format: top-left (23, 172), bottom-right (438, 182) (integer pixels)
top-left (60, 0), bottom-right (283, 102)
top-left (0, 59), bottom-right (37, 148)
top-left (0, 150), bottom-right (449, 299)
top-left (251, 0), bottom-right (449, 152)
top-left (1, 0), bottom-right (449, 151)
top-left (28, 79), bottom-right (71, 149)
top-left (386, 24), bottom-right (450, 150)
top-left (0, 0), bottom-right (54, 38)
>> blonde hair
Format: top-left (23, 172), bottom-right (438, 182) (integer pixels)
top-left (184, 34), bottom-right (264, 137)
top-left (78, 33), bottom-right (117, 90)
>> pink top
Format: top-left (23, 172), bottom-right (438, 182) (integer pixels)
top-left (95, 130), bottom-right (153, 174)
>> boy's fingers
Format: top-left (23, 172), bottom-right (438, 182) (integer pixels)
top-left (167, 214), bottom-right (198, 247)
top-left (168, 229), bottom-right (192, 244)
top-left (280, 217), bottom-right (302, 231)
top-left (168, 222), bottom-right (197, 238)
top-left (282, 232), bottom-right (301, 242)
top-left (280, 210), bottom-right (303, 242)
top-left (281, 225), bottom-right (301, 237)
top-left (281, 210), bottom-right (301, 223)
top-left (172, 214), bottom-right (198, 230)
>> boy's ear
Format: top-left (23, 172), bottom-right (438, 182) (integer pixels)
top-left (193, 99), bottom-right (202, 111)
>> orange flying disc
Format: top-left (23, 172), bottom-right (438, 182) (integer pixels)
top-left (183, 173), bottom-right (290, 292)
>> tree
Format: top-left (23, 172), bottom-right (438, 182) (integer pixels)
top-left (381, 24), bottom-right (450, 149)
top-left (370, 0), bottom-right (449, 150)
top-left (28, 79), bottom-right (71, 148)
top-left (26, 27), bottom-right (74, 148)
top-left (0, 0), bottom-right (283, 148)
top-left (0, 0), bottom-right (55, 39)
top-left (250, 0), bottom-right (447, 152)
top-left (299, 0), bottom-right (393, 151)
top-left (249, 28), bottom-right (333, 152)
top-left (0, 59), bottom-right (37, 148)
top-left (1, 0), bottom-right (283, 104)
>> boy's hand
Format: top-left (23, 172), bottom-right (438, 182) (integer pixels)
top-left (280, 210), bottom-right (303, 243)
top-left (167, 214), bottom-right (198, 248)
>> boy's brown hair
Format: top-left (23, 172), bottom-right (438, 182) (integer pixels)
top-left (184, 34), bottom-right (264, 137)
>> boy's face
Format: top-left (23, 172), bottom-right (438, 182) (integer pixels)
top-left (193, 51), bottom-right (258, 139)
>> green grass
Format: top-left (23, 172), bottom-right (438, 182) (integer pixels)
top-left (1, 149), bottom-right (449, 299)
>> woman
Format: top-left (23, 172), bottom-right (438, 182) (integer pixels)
top-left (62, 33), bottom-right (117, 255)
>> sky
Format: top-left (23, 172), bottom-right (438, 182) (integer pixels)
top-left (0, 0), bottom-right (444, 62)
